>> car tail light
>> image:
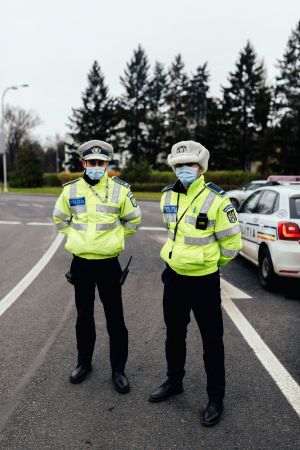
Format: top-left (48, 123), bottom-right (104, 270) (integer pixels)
top-left (278, 222), bottom-right (300, 240)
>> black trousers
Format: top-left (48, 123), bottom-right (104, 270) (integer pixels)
top-left (71, 255), bottom-right (128, 373)
top-left (162, 265), bottom-right (225, 401)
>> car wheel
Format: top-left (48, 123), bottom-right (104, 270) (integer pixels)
top-left (258, 248), bottom-right (277, 291)
top-left (230, 198), bottom-right (239, 210)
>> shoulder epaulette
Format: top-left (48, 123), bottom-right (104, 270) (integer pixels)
top-left (206, 182), bottom-right (226, 196)
top-left (63, 177), bottom-right (81, 187)
top-left (161, 183), bottom-right (175, 193)
top-left (112, 176), bottom-right (130, 189)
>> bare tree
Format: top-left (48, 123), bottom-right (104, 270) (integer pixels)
top-left (4, 106), bottom-right (41, 170)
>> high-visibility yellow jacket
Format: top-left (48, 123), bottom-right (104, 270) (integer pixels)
top-left (160, 175), bottom-right (242, 276)
top-left (52, 173), bottom-right (142, 259)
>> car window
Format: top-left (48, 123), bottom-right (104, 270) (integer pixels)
top-left (290, 197), bottom-right (300, 219)
top-left (239, 190), bottom-right (262, 213)
top-left (256, 190), bottom-right (279, 214)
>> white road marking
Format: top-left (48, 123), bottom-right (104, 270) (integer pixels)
top-left (0, 220), bottom-right (22, 225)
top-left (221, 277), bottom-right (252, 299)
top-left (26, 222), bottom-right (53, 226)
top-left (0, 234), bottom-right (64, 318)
top-left (32, 203), bottom-right (45, 208)
top-left (16, 203), bottom-right (29, 207)
top-left (222, 292), bottom-right (300, 418)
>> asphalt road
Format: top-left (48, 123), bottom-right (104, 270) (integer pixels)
top-left (0, 193), bottom-right (299, 450)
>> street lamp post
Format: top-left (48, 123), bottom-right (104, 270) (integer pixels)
top-left (1, 84), bottom-right (29, 192)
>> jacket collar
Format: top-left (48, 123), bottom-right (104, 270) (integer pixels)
top-left (172, 175), bottom-right (205, 195)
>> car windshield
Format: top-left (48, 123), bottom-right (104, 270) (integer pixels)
top-left (245, 183), bottom-right (266, 191)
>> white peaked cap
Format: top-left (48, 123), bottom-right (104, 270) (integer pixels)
top-left (78, 140), bottom-right (113, 161)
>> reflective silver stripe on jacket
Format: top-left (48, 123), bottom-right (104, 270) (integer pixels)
top-left (68, 182), bottom-right (87, 215)
top-left (96, 220), bottom-right (121, 231)
top-left (70, 223), bottom-right (87, 231)
top-left (111, 181), bottom-right (121, 203)
top-left (121, 207), bottom-right (141, 222)
top-left (53, 208), bottom-right (70, 221)
top-left (96, 205), bottom-right (120, 214)
top-left (220, 248), bottom-right (238, 258)
top-left (71, 204), bottom-right (87, 215)
top-left (199, 191), bottom-right (216, 214)
top-left (184, 235), bottom-right (216, 245)
top-left (185, 215), bottom-right (215, 228)
top-left (168, 229), bottom-right (175, 240)
top-left (56, 222), bottom-right (69, 231)
top-left (69, 182), bottom-right (77, 198)
top-left (215, 224), bottom-right (241, 240)
top-left (123, 222), bottom-right (139, 230)
top-left (163, 190), bottom-right (176, 223)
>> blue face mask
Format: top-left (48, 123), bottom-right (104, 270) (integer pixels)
top-left (85, 166), bottom-right (106, 181)
top-left (175, 166), bottom-right (199, 187)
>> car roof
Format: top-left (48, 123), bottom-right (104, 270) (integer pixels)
top-left (255, 185), bottom-right (300, 194)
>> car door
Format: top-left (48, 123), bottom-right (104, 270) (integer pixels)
top-left (255, 190), bottom-right (279, 254)
top-left (238, 190), bottom-right (263, 261)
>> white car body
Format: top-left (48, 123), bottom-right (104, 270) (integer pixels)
top-left (227, 180), bottom-right (277, 209)
top-left (238, 185), bottom-right (300, 281)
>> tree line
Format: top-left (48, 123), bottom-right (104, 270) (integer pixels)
top-left (67, 20), bottom-right (300, 174)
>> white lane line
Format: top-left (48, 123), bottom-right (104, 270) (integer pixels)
top-left (16, 203), bottom-right (29, 207)
top-left (0, 220), bottom-right (22, 225)
top-left (26, 222), bottom-right (53, 226)
top-left (140, 226), bottom-right (166, 231)
top-left (32, 203), bottom-right (45, 208)
top-left (222, 290), bottom-right (300, 418)
top-left (0, 234), bottom-right (64, 318)
top-left (221, 277), bottom-right (252, 299)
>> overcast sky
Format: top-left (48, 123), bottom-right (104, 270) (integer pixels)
top-left (0, 0), bottom-right (299, 142)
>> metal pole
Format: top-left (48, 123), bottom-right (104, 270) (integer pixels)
top-left (1, 87), bottom-right (12, 193)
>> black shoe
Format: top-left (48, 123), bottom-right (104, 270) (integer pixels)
top-left (148, 380), bottom-right (183, 403)
top-left (201, 400), bottom-right (224, 427)
top-left (112, 372), bottom-right (130, 394)
top-left (69, 364), bottom-right (92, 384)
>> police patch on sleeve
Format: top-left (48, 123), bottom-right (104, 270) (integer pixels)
top-left (225, 207), bottom-right (237, 223)
top-left (127, 191), bottom-right (137, 207)
top-left (69, 197), bottom-right (85, 206)
top-left (163, 205), bottom-right (177, 214)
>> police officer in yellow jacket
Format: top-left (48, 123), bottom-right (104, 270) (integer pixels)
top-left (52, 140), bottom-right (141, 393)
top-left (149, 141), bottom-right (242, 426)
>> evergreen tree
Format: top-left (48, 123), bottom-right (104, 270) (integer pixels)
top-left (275, 20), bottom-right (300, 172)
top-left (254, 84), bottom-right (275, 174)
top-left (165, 54), bottom-right (190, 145)
top-left (146, 61), bottom-right (168, 165)
top-left (204, 98), bottom-right (230, 170)
top-left (119, 44), bottom-right (150, 160)
top-left (9, 140), bottom-right (44, 187)
top-left (222, 42), bottom-right (266, 170)
top-left (188, 63), bottom-right (209, 142)
top-left (67, 61), bottom-right (115, 171)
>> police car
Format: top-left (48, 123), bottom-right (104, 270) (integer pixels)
top-left (237, 185), bottom-right (300, 289)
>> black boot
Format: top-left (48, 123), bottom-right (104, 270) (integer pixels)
top-left (201, 399), bottom-right (224, 427)
top-left (148, 379), bottom-right (183, 403)
top-left (69, 364), bottom-right (92, 384)
top-left (112, 372), bottom-right (130, 394)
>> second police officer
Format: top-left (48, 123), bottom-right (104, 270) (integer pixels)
top-left (149, 141), bottom-right (242, 426)
top-left (53, 140), bottom-right (141, 394)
